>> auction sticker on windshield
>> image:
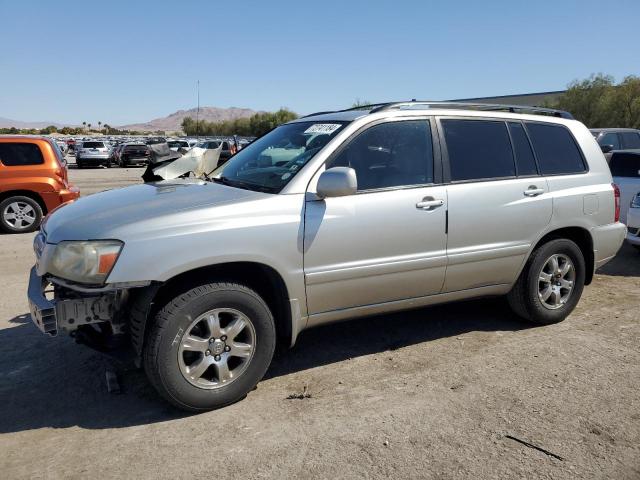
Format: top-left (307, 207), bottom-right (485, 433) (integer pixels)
top-left (304, 124), bottom-right (342, 134)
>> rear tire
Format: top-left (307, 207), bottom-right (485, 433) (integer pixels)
top-left (507, 238), bottom-right (585, 325)
top-left (76, 158), bottom-right (84, 169)
top-left (0, 196), bottom-right (43, 233)
top-left (143, 282), bottom-right (276, 412)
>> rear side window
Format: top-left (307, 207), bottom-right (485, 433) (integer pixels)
top-left (599, 132), bottom-right (621, 150)
top-left (442, 119), bottom-right (515, 181)
top-left (0, 143), bottom-right (45, 166)
top-left (82, 141), bottom-right (104, 148)
top-left (609, 152), bottom-right (640, 178)
top-left (508, 122), bottom-right (538, 176)
top-left (621, 132), bottom-right (640, 149)
top-left (525, 123), bottom-right (586, 175)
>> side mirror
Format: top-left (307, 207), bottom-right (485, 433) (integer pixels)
top-left (600, 144), bottom-right (614, 154)
top-left (317, 167), bottom-right (357, 198)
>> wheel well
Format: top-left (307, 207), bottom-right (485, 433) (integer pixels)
top-left (0, 190), bottom-right (48, 214)
top-left (533, 227), bottom-right (595, 285)
top-left (149, 262), bottom-right (292, 345)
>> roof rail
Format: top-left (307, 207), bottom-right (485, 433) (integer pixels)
top-left (369, 101), bottom-right (574, 119)
top-left (301, 103), bottom-right (394, 118)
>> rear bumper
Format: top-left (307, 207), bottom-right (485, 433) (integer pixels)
top-left (60, 186), bottom-right (80, 203)
top-left (592, 222), bottom-right (626, 269)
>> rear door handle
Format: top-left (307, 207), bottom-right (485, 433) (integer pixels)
top-left (416, 198), bottom-right (444, 210)
top-left (523, 186), bottom-right (545, 197)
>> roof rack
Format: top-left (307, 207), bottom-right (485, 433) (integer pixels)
top-left (369, 101), bottom-right (574, 119)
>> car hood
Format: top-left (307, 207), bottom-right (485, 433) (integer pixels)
top-left (43, 179), bottom-right (267, 243)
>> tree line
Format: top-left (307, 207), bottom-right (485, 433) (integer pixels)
top-left (0, 124), bottom-right (146, 135)
top-left (546, 74), bottom-right (640, 128)
top-left (181, 108), bottom-right (298, 137)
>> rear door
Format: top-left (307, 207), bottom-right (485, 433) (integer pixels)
top-left (439, 118), bottom-right (552, 292)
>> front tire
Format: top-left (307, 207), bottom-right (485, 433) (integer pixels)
top-left (507, 238), bottom-right (585, 325)
top-left (143, 282), bottom-right (276, 411)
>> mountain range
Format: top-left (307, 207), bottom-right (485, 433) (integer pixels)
top-left (0, 106), bottom-right (258, 132)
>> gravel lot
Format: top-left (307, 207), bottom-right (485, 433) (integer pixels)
top-left (0, 163), bottom-right (639, 479)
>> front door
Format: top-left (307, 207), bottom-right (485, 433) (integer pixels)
top-left (303, 118), bottom-right (448, 315)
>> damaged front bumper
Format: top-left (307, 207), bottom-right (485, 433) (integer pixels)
top-left (27, 266), bottom-right (122, 337)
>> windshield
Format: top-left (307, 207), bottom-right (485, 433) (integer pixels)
top-left (213, 121), bottom-right (347, 192)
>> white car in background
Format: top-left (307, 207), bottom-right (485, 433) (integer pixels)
top-left (626, 193), bottom-right (640, 251)
top-left (608, 151), bottom-right (640, 224)
top-left (167, 140), bottom-right (191, 152)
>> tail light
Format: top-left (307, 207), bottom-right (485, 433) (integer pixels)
top-left (613, 183), bottom-right (621, 223)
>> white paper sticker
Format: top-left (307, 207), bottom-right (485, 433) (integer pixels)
top-left (304, 123), bottom-right (341, 135)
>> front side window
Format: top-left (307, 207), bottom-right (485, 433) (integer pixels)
top-left (327, 120), bottom-right (434, 191)
top-left (214, 121), bottom-right (347, 192)
top-left (442, 119), bottom-right (515, 181)
top-left (526, 122), bottom-right (586, 175)
top-left (599, 132), bottom-right (621, 150)
top-left (0, 143), bottom-right (45, 166)
top-left (621, 132), bottom-right (640, 149)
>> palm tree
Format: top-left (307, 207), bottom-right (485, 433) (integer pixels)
top-left (88, 123), bottom-right (92, 131)
top-left (82, 121), bottom-right (87, 130)
top-left (98, 121), bottom-right (102, 131)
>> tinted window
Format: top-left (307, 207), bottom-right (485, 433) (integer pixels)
top-left (0, 143), bottom-right (44, 166)
top-left (621, 132), bottom-right (640, 149)
top-left (442, 119), bottom-right (515, 181)
top-left (599, 132), bottom-right (621, 149)
top-left (508, 122), bottom-right (538, 176)
top-left (82, 141), bottom-right (104, 148)
top-left (328, 120), bottom-right (434, 190)
top-left (609, 152), bottom-right (640, 177)
top-left (525, 123), bottom-right (586, 175)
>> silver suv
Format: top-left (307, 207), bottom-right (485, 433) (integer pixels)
top-left (27, 102), bottom-right (626, 411)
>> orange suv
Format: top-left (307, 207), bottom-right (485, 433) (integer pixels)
top-left (0, 136), bottom-right (80, 233)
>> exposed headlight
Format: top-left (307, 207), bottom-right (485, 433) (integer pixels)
top-left (631, 193), bottom-right (640, 209)
top-left (49, 240), bottom-right (123, 284)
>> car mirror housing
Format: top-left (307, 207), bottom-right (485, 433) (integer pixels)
top-left (600, 144), bottom-right (614, 154)
top-left (316, 167), bottom-right (357, 198)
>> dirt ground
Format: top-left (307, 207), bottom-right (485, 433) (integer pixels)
top-left (0, 163), bottom-right (639, 479)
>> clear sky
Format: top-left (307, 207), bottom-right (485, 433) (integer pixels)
top-left (1, 0), bottom-right (639, 125)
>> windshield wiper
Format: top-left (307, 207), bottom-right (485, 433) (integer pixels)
top-left (212, 176), bottom-right (277, 193)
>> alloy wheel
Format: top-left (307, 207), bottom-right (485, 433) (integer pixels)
top-left (3, 201), bottom-right (37, 230)
top-left (177, 308), bottom-right (256, 389)
top-left (538, 253), bottom-right (575, 310)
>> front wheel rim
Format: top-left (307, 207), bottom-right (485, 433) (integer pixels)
top-left (537, 253), bottom-right (575, 310)
top-left (177, 308), bottom-right (256, 390)
top-left (3, 201), bottom-right (37, 229)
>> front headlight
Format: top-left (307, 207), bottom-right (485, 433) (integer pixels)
top-left (49, 240), bottom-right (123, 284)
top-left (631, 193), bottom-right (640, 209)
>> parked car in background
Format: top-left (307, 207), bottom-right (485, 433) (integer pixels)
top-left (591, 128), bottom-right (640, 157)
top-left (76, 140), bottom-right (112, 168)
top-left (27, 102), bottom-right (625, 411)
top-left (117, 142), bottom-right (150, 167)
top-left (608, 151), bottom-right (640, 224)
top-left (0, 136), bottom-right (79, 233)
top-left (167, 140), bottom-right (191, 152)
top-left (626, 192), bottom-right (640, 251)
top-left (218, 140), bottom-right (236, 165)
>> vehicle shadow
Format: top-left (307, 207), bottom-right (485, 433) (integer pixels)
top-left (596, 243), bottom-right (640, 277)
top-left (0, 298), bottom-right (528, 434)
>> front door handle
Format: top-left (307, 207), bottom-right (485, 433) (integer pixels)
top-left (416, 198), bottom-right (444, 210)
top-left (523, 186), bottom-right (545, 197)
